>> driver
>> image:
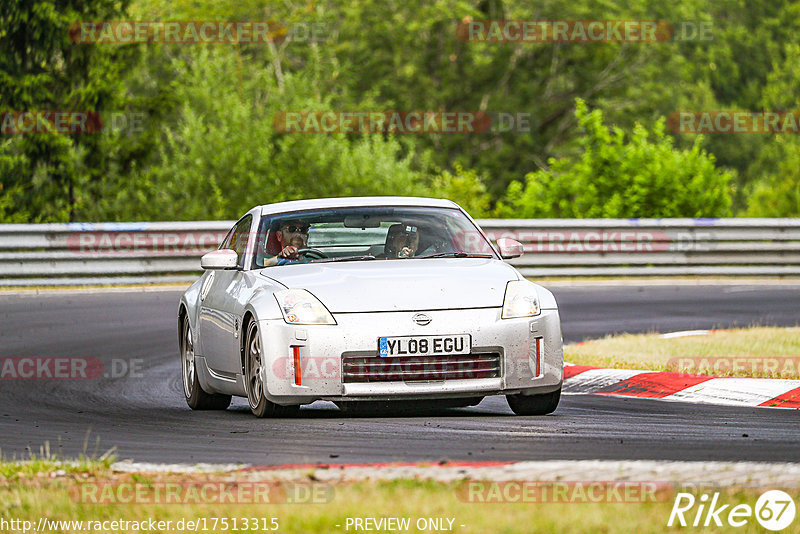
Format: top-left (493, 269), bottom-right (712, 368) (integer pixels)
top-left (264, 219), bottom-right (311, 266)
top-left (383, 223), bottom-right (419, 258)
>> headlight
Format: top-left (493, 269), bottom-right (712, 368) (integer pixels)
top-left (501, 280), bottom-right (541, 319)
top-left (274, 289), bottom-right (336, 325)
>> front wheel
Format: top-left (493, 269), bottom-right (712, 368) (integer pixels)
top-left (506, 388), bottom-right (560, 416)
top-left (244, 319), bottom-right (299, 418)
top-left (181, 316), bottom-right (231, 410)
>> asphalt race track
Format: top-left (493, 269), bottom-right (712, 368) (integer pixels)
top-left (1, 283), bottom-right (798, 465)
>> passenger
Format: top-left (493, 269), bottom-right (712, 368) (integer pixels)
top-left (382, 223), bottom-right (419, 259)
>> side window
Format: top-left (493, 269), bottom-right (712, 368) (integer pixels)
top-left (229, 215), bottom-right (253, 269)
top-left (220, 226), bottom-right (235, 249)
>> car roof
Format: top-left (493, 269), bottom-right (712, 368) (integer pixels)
top-left (259, 196), bottom-right (460, 216)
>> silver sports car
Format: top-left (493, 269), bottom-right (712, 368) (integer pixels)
top-left (178, 197), bottom-right (563, 417)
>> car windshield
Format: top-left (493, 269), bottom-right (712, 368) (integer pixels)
top-left (253, 206), bottom-right (497, 268)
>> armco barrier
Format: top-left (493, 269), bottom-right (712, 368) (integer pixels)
top-left (478, 218), bottom-right (800, 278)
top-left (0, 221), bottom-right (232, 287)
top-left (0, 219), bottom-right (799, 286)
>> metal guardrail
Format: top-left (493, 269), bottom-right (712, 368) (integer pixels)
top-left (1, 219), bottom-right (799, 286)
top-left (0, 222), bottom-right (231, 287)
top-left (478, 218), bottom-right (800, 278)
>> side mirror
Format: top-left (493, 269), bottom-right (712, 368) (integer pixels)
top-left (496, 237), bottom-right (524, 259)
top-left (201, 249), bottom-right (238, 270)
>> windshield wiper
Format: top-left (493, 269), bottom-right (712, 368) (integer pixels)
top-left (416, 252), bottom-right (494, 259)
top-left (311, 255), bottom-right (378, 263)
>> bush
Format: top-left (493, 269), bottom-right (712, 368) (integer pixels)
top-left (90, 47), bottom-right (428, 221)
top-left (744, 137), bottom-right (800, 217)
top-left (428, 164), bottom-right (492, 218)
top-left (496, 99), bottom-right (734, 218)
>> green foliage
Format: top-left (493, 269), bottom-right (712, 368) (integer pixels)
top-left (428, 164), bottom-right (492, 218)
top-left (497, 100), bottom-right (733, 218)
top-left (3, 0), bottom-right (800, 221)
top-left (0, 0), bottom-right (138, 222)
top-left (742, 41), bottom-right (800, 217)
top-left (0, 184), bottom-right (29, 223)
top-left (744, 137), bottom-right (800, 217)
top-left (88, 47), bottom-right (427, 220)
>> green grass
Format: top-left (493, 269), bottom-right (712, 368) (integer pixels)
top-left (0, 458), bottom-right (113, 480)
top-left (2, 468), bottom-right (798, 533)
top-left (0, 445), bottom-right (116, 480)
top-left (0, 431), bottom-right (118, 480)
top-left (566, 326), bottom-right (800, 378)
top-left (0, 282), bottom-right (190, 292)
top-left (534, 276), bottom-right (800, 283)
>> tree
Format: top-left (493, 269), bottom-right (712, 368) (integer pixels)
top-left (8, 0), bottom-right (799, 221)
top-left (0, 0), bottom-right (137, 222)
top-left (742, 42), bottom-right (800, 217)
top-left (90, 47), bottom-right (429, 221)
top-left (744, 137), bottom-right (800, 217)
top-left (496, 99), bottom-right (733, 218)
top-left (428, 164), bottom-right (492, 217)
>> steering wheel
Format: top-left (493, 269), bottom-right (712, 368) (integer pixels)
top-left (297, 247), bottom-right (327, 259)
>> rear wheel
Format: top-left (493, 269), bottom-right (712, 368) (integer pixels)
top-left (244, 319), bottom-right (299, 418)
top-left (181, 316), bottom-right (231, 410)
top-left (506, 388), bottom-right (560, 416)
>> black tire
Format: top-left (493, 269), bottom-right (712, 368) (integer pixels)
top-left (181, 316), bottom-right (231, 410)
top-left (244, 319), bottom-right (299, 418)
top-left (506, 388), bottom-right (560, 416)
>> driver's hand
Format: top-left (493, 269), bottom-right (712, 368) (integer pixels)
top-left (398, 247), bottom-right (413, 258)
top-left (279, 245), bottom-right (299, 259)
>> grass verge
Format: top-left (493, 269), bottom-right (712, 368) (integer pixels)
top-left (565, 326), bottom-right (800, 378)
top-left (0, 283), bottom-right (190, 293)
top-left (1, 463), bottom-right (797, 533)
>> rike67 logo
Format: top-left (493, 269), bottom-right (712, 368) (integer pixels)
top-left (668, 490), bottom-right (796, 531)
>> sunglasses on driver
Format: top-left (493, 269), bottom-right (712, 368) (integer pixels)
top-left (282, 224), bottom-right (310, 233)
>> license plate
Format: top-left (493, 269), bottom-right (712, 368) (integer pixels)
top-left (378, 335), bottom-right (471, 357)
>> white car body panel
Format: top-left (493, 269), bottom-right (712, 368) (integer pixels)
top-left (258, 259), bottom-right (519, 313)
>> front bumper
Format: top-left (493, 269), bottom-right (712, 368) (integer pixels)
top-left (258, 307), bottom-right (563, 405)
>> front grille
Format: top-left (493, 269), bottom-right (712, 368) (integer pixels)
top-left (342, 353), bottom-right (501, 383)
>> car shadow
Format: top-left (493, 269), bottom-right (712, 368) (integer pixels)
top-left (225, 399), bottom-right (515, 419)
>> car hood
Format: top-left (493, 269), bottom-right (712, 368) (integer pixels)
top-left (258, 258), bottom-right (519, 313)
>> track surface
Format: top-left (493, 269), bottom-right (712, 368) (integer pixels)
top-left (1, 283), bottom-right (798, 464)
